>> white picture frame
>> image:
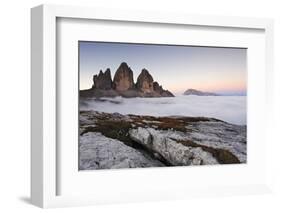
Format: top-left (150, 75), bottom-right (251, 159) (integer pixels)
top-left (31, 4), bottom-right (274, 208)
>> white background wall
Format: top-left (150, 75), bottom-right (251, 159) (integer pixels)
top-left (0, 0), bottom-right (280, 212)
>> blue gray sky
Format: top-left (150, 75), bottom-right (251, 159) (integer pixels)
top-left (79, 41), bottom-right (247, 95)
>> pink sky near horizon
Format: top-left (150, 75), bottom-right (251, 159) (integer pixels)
top-left (168, 77), bottom-right (246, 94)
top-left (79, 42), bottom-right (247, 95)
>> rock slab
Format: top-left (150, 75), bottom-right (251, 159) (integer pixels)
top-left (80, 132), bottom-right (164, 170)
top-left (79, 110), bottom-right (246, 170)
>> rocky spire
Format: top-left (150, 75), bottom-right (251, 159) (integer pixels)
top-left (81, 62), bottom-right (175, 98)
top-left (153, 81), bottom-right (162, 93)
top-left (92, 68), bottom-right (112, 90)
top-left (153, 81), bottom-right (174, 97)
top-left (136, 69), bottom-right (154, 93)
top-left (113, 62), bottom-right (135, 91)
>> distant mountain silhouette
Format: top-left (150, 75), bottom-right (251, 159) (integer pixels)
top-left (183, 89), bottom-right (219, 96)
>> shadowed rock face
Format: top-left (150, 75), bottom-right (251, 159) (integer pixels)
top-left (153, 81), bottom-right (162, 93)
top-left (113, 62), bottom-right (134, 91)
top-left (93, 69), bottom-right (112, 90)
top-left (153, 81), bottom-right (175, 97)
top-left (80, 62), bottom-right (174, 98)
top-left (136, 69), bottom-right (154, 93)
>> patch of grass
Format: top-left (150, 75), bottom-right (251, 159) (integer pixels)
top-left (154, 117), bottom-right (186, 132)
top-left (181, 117), bottom-right (210, 122)
top-left (177, 140), bottom-right (240, 164)
top-left (128, 116), bottom-right (220, 132)
top-left (181, 116), bottom-right (224, 123)
top-left (81, 111), bottom-right (219, 135)
top-left (81, 120), bottom-right (134, 146)
top-left (129, 116), bottom-right (187, 132)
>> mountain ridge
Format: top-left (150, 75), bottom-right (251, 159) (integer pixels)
top-left (80, 62), bottom-right (174, 98)
top-left (183, 89), bottom-right (219, 96)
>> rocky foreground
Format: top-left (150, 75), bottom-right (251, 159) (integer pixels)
top-left (79, 111), bottom-right (246, 170)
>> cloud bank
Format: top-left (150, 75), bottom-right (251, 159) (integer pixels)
top-left (80, 95), bottom-right (246, 125)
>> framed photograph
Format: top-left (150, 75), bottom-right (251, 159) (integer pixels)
top-left (31, 4), bottom-right (274, 208)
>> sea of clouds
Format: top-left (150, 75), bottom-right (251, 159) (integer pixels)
top-left (80, 95), bottom-right (246, 125)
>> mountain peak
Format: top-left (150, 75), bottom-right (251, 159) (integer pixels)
top-left (92, 68), bottom-right (112, 90)
top-left (113, 62), bottom-right (134, 91)
top-left (136, 68), bottom-right (154, 93)
top-left (82, 62), bottom-right (174, 98)
top-left (119, 62), bottom-right (130, 68)
top-left (183, 89), bottom-right (219, 96)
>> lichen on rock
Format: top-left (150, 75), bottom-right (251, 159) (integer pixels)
top-left (79, 110), bottom-right (246, 170)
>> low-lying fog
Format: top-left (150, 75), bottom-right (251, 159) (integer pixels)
top-left (80, 95), bottom-right (246, 125)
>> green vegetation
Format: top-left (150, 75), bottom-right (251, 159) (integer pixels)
top-left (81, 120), bottom-right (133, 146)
